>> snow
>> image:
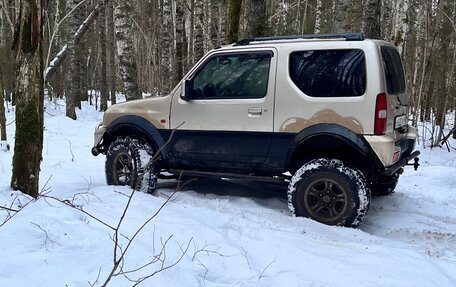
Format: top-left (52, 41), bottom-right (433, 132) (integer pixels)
top-left (1, 100), bottom-right (456, 286)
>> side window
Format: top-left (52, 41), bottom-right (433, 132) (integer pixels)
top-left (191, 52), bottom-right (272, 99)
top-left (381, 46), bottom-right (406, 94)
top-left (289, 49), bottom-right (366, 97)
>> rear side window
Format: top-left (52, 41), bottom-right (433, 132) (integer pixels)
top-left (289, 49), bottom-right (366, 97)
top-left (381, 46), bottom-right (406, 94)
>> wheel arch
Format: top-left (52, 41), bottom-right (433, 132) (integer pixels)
top-left (286, 124), bottom-right (379, 177)
top-left (102, 115), bottom-right (169, 162)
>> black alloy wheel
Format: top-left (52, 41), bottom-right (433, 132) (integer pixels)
top-left (288, 158), bottom-right (370, 227)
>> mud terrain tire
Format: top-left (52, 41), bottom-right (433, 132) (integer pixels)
top-left (105, 137), bottom-right (157, 193)
top-left (288, 158), bottom-right (370, 227)
top-left (371, 173), bottom-right (399, 196)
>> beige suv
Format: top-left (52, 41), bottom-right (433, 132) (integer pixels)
top-left (92, 33), bottom-right (420, 227)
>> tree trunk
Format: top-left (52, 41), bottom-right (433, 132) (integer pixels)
top-left (332, 0), bottom-right (352, 33)
top-left (244, 0), bottom-right (266, 38)
top-left (67, 0), bottom-right (85, 120)
top-left (1, 0), bottom-right (15, 103)
top-left (0, 75), bottom-right (6, 142)
top-left (160, 0), bottom-right (172, 95)
top-left (0, 15), bottom-right (6, 142)
top-left (174, 0), bottom-right (185, 86)
top-left (392, 0), bottom-right (409, 55)
top-left (10, 0), bottom-right (44, 198)
top-left (194, 0), bottom-right (204, 61)
top-left (189, 0), bottom-right (195, 66)
top-left (314, 0), bottom-right (322, 34)
top-left (98, 0), bottom-right (108, 111)
top-left (210, 0), bottom-right (220, 48)
top-left (107, 0), bottom-right (116, 105)
top-left (363, 0), bottom-right (381, 38)
top-left (226, 0), bottom-right (243, 43)
top-left (114, 0), bottom-right (141, 101)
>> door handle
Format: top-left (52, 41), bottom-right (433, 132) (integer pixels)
top-left (248, 107), bottom-right (263, 117)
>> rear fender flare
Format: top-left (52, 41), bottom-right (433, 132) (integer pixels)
top-left (286, 124), bottom-right (371, 166)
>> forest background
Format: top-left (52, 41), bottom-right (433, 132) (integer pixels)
top-left (0, 0), bottom-right (455, 197)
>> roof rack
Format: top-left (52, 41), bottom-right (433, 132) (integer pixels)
top-left (234, 33), bottom-right (365, 46)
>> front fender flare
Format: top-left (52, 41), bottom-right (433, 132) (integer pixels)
top-left (104, 115), bottom-right (169, 161)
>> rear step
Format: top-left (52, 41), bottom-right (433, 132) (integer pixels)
top-left (166, 169), bottom-right (290, 183)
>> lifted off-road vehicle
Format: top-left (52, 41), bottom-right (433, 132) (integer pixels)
top-left (92, 33), bottom-right (420, 227)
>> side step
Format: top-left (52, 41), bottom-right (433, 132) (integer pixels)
top-left (167, 169), bottom-right (289, 183)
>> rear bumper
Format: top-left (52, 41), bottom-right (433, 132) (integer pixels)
top-left (384, 150), bottom-right (420, 176)
top-left (364, 126), bottom-right (417, 167)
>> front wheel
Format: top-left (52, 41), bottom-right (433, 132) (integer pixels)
top-left (288, 158), bottom-right (370, 227)
top-left (105, 137), bottom-right (157, 193)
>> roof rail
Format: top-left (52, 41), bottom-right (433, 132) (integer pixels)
top-left (234, 33), bottom-right (365, 46)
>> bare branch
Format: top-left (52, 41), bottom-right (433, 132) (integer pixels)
top-left (31, 222), bottom-right (61, 251)
top-left (0, 206), bottom-right (19, 213)
top-left (259, 257), bottom-right (276, 279)
top-left (40, 194), bottom-right (117, 231)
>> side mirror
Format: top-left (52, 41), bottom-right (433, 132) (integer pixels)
top-left (181, 80), bottom-right (193, 101)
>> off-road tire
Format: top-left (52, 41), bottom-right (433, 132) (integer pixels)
top-left (105, 137), bottom-right (157, 193)
top-left (288, 158), bottom-right (370, 227)
top-left (371, 173), bottom-right (399, 196)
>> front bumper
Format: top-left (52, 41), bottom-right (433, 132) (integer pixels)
top-left (91, 123), bottom-right (106, 156)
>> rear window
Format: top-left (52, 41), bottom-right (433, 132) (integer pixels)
top-left (381, 46), bottom-right (406, 94)
top-left (289, 49), bottom-right (366, 97)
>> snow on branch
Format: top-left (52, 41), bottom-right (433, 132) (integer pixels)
top-left (44, 1), bottom-right (106, 82)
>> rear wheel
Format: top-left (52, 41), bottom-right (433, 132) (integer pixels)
top-left (288, 158), bottom-right (370, 227)
top-left (105, 137), bottom-right (157, 193)
top-left (371, 173), bottom-right (399, 196)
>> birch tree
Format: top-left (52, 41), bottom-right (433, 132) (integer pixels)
top-left (174, 0), bottom-right (185, 86)
top-left (363, 0), bottom-right (381, 38)
top-left (10, 0), bottom-right (44, 198)
top-left (67, 0), bottom-right (85, 120)
top-left (115, 0), bottom-right (141, 101)
top-left (194, 0), bottom-right (204, 61)
top-left (315, 0), bottom-right (323, 34)
top-left (160, 0), bottom-right (172, 95)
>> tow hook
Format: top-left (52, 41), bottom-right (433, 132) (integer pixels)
top-left (406, 157), bottom-right (420, 171)
top-left (91, 147), bottom-right (100, 156)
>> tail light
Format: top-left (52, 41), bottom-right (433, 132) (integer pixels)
top-left (374, 93), bottom-right (387, 135)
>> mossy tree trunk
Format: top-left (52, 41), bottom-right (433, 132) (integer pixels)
top-left (226, 0), bottom-right (243, 44)
top-left (10, 0), bottom-right (44, 198)
top-left (244, 0), bottom-right (266, 38)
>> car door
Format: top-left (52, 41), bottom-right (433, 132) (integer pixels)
top-left (169, 48), bottom-right (277, 171)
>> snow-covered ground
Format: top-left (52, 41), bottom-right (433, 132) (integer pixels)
top-left (0, 100), bottom-right (455, 287)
